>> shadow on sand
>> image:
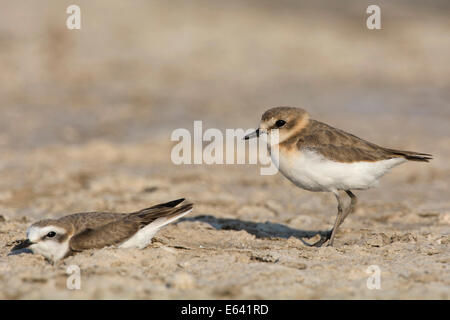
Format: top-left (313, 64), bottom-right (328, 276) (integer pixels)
top-left (181, 215), bottom-right (330, 246)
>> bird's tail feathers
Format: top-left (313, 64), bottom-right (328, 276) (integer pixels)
top-left (149, 203), bottom-right (193, 230)
top-left (385, 148), bottom-right (433, 162)
top-left (128, 199), bottom-right (193, 229)
top-left (147, 198), bottom-right (186, 209)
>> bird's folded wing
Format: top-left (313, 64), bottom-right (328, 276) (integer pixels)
top-left (303, 144), bottom-right (395, 162)
top-left (69, 220), bottom-right (140, 251)
top-left (297, 120), bottom-right (431, 162)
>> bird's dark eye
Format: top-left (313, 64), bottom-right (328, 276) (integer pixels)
top-left (275, 120), bottom-right (286, 127)
top-left (46, 231), bottom-right (56, 238)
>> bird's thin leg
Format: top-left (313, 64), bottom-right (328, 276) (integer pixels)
top-left (338, 190), bottom-right (357, 228)
top-left (311, 191), bottom-right (343, 247)
top-left (327, 191), bottom-right (344, 247)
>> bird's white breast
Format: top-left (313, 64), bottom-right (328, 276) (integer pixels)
top-left (271, 148), bottom-right (406, 192)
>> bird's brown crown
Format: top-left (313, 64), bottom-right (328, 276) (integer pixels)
top-left (261, 106), bottom-right (308, 122)
top-left (260, 106), bottom-right (310, 143)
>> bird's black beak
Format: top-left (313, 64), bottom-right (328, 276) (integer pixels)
top-left (11, 239), bottom-right (34, 251)
top-left (244, 129), bottom-right (260, 140)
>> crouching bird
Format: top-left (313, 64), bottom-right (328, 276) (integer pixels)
top-left (10, 198), bottom-right (193, 262)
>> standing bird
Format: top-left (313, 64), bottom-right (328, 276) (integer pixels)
top-left (10, 198), bottom-right (193, 262)
top-left (244, 106), bottom-right (432, 247)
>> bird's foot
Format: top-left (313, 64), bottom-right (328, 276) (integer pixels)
top-left (305, 230), bottom-right (332, 247)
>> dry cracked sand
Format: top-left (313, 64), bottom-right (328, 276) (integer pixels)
top-left (0, 1), bottom-right (449, 299)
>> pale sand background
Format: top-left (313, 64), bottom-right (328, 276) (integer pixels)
top-left (0, 1), bottom-right (449, 299)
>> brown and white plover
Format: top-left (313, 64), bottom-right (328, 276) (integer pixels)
top-left (11, 198), bottom-right (193, 261)
top-left (244, 106), bottom-right (432, 246)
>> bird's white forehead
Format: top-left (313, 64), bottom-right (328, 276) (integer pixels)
top-left (27, 225), bottom-right (67, 242)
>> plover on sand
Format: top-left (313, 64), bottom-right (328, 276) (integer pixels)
top-left (244, 106), bottom-right (432, 246)
top-left (11, 198), bottom-right (193, 262)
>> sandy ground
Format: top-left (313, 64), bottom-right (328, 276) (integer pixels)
top-left (0, 1), bottom-right (449, 299)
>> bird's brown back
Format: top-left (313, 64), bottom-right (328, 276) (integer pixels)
top-left (281, 119), bottom-right (431, 163)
